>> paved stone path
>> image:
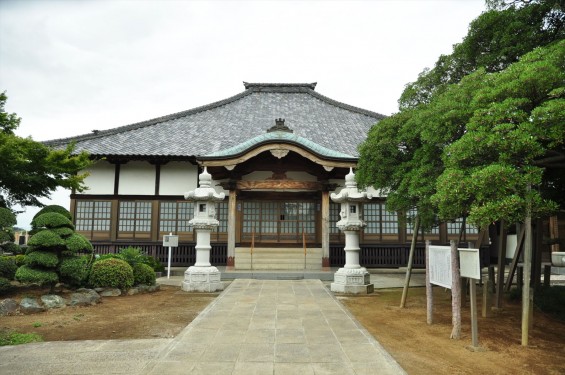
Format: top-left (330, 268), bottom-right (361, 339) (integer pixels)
top-left (0, 279), bottom-right (406, 374)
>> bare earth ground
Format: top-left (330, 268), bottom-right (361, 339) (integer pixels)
top-left (1, 284), bottom-right (565, 375)
top-left (340, 287), bottom-right (565, 375)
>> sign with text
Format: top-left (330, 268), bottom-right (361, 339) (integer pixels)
top-left (163, 235), bottom-right (179, 247)
top-left (429, 245), bottom-right (452, 289)
top-left (458, 248), bottom-right (481, 280)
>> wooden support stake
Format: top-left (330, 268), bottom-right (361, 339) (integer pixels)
top-left (504, 226), bottom-right (525, 292)
top-left (425, 240), bottom-right (433, 325)
top-left (522, 185), bottom-right (532, 346)
top-left (470, 278), bottom-right (479, 348)
top-left (544, 264), bottom-right (551, 288)
top-left (401, 215), bottom-right (420, 308)
top-left (450, 240), bottom-right (461, 339)
top-left (482, 272), bottom-right (492, 318)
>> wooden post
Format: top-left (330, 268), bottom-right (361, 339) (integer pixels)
top-left (425, 240), bottom-right (433, 325)
top-left (533, 218), bottom-right (543, 290)
top-left (522, 185), bottom-right (532, 346)
top-left (495, 220), bottom-right (507, 309)
top-left (504, 226), bottom-right (525, 292)
top-left (470, 278), bottom-right (479, 348)
top-left (321, 191), bottom-right (330, 267)
top-left (450, 240), bottom-right (461, 339)
top-left (227, 190), bottom-right (237, 267)
top-left (482, 269), bottom-right (492, 318)
top-left (401, 215), bottom-right (420, 308)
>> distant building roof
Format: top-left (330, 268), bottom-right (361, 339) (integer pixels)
top-left (45, 82), bottom-right (384, 159)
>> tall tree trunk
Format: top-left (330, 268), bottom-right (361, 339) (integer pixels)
top-left (450, 240), bottom-right (461, 339)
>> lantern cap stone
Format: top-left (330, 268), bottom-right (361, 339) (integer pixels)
top-left (330, 169), bottom-right (373, 203)
top-left (184, 167), bottom-right (225, 201)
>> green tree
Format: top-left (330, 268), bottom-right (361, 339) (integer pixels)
top-left (15, 205), bottom-right (93, 291)
top-left (399, 0), bottom-right (564, 110)
top-left (0, 92), bottom-right (93, 208)
top-left (0, 207), bottom-right (16, 253)
top-left (432, 41), bottom-right (565, 228)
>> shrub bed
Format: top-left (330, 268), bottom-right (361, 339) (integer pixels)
top-left (133, 263), bottom-right (156, 286)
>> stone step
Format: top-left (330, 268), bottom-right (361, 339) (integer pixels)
top-left (235, 247), bottom-right (322, 270)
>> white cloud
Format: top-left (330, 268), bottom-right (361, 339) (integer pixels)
top-left (0, 0), bottom-right (485, 228)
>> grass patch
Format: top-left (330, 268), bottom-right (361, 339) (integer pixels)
top-left (0, 331), bottom-right (43, 346)
top-left (33, 322), bottom-right (42, 328)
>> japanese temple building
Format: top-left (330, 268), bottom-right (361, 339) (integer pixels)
top-left (45, 82), bottom-right (479, 269)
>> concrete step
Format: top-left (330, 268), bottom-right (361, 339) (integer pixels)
top-left (235, 247), bottom-right (322, 270)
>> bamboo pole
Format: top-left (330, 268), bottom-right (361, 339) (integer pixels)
top-left (401, 215), bottom-right (420, 308)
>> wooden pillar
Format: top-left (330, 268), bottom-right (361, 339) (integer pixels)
top-left (522, 199), bottom-right (533, 346)
top-left (321, 190), bottom-right (330, 267)
top-left (227, 190), bottom-right (237, 267)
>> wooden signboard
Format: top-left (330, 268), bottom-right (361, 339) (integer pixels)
top-left (429, 245), bottom-right (452, 289)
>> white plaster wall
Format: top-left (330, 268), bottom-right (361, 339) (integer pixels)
top-left (160, 162), bottom-right (198, 195)
top-left (82, 160), bottom-right (115, 194)
top-left (119, 161), bottom-right (155, 195)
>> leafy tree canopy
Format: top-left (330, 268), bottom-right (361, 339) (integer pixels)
top-left (0, 92), bottom-right (93, 208)
top-left (432, 41), bottom-right (565, 228)
top-left (399, 0), bottom-right (564, 110)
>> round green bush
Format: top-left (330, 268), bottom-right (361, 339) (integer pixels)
top-left (133, 263), bottom-right (156, 286)
top-left (59, 256), bottom-right (91, 287)
top-left (51, 227), bottom-right (75, 238)
top-left (27, 230), bottom-right (66, 248)
top-left (31, 212), bottom-right (74, 230)
top-left (15, 265), bottom-right (59, 286)
top-left (88, 258), bottom-right (134, 289)
top-left (25, 251), bottom-right (59, 268)
top-left (0, 276), bottom-right (13, 294)
top-left (33, 205), bottom-right (72, 220)
top-left (0, 256), bottom-right (17, 279)
top-left (0, 230), bottom-right (14, 243)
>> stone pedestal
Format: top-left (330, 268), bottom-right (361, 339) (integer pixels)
top-left (331, 267), bottom-right (374, 294)
top-left (182, 266), bottom-right (224, 292)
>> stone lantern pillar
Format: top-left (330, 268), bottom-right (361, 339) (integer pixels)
top-left (330, 168), bottom-right (374, 294)
top-left (182, 167), bottom-right (226, 292)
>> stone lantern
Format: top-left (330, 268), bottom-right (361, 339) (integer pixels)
top-left (182, 167), bottom-right (225, 292)
top-left (330, 168), bottom-right (374, 294)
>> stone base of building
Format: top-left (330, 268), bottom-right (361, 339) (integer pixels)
top-left (181, 266), bottom-right (224, 292)
top-left (330, 267), bottom-right (374, 294)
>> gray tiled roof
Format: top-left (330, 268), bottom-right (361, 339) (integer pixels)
top-left (45, 83), bottom-right (384, 159)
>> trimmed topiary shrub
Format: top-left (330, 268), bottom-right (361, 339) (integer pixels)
top-left (31, 212), bottom-right (74, 231)
top-left (133, 263), bottom-right (156, 286)
top-left (0, 256), bottom-right (17, 279)
top-left (34, 205), bottom-right (73, 221)
top-left (59, 255), bottom-right (91, 287)
top-left (27, 230), bottom-right (66, 248)
top-left (15, 265), bottom-right (58, 286)
top-left (117, 246), bottom-right (146, 266)
top-left (65, 233), bottom-right (93, 254)
top-left (25, 251), bottom-right (59, 268)
top-left (18, 206), bottom-right (93, 292)
top-left (89, 258), bottom-right (134, 289)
